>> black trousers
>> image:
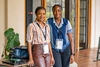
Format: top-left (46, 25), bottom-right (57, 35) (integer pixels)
top-left (53, 45), bottom-right (71, 67)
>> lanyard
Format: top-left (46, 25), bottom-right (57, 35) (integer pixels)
top-left (36, 23), bottom-right (47, 40)
top-left (55, 26), bottom-right (62, 39)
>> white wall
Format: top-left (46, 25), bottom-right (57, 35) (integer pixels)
top-left (91, 0), bottom-right (96, 48)
top-left (91, 0), bottom-right (100, 48)
top-left (0, 0), bottom-right (25, 59)
top-left (0, 0), bottom-right (6, 59)
top-left (7, 0), bottom-right (25, 45)
top-left (95, 0), bottom-right (100, 47)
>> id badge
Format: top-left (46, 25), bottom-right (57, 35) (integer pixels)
top-left (43, 43), bottom-right (49, 54)
top-left (56, 39), bottom-right (63, 49)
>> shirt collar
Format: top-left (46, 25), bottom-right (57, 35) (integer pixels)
top-left (35, 20), bottom-right (48, 27)
top-left (53, 17), bottom-right (63, 28)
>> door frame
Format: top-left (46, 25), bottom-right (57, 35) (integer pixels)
top-left (75, 0), bottom-right (92, 51)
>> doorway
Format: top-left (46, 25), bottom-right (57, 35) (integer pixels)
top-left (26, 0), bottom-right (41, 28)
top-left (26, 0), bottom-right (33, 27)
top-left (69, 0), bottom-right (91, 50)
top-left (79, 0), bottom-right (88, 49)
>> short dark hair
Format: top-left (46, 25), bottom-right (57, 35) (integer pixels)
top-left (35, 6), bottom-right (46, 14)
top-left (52, 4), bottom-right (62, 11)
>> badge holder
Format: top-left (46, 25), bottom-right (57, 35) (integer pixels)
top-left (56, 39), bottom-right (63, 49)
top-left (43, 43), bottom-right (49, 54)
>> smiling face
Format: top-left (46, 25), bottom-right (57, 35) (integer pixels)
top-left (36, 9), bottom-right (46, 23)
top-left (53, 6), bottom-right (62, 19)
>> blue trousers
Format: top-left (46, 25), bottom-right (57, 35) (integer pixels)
top-left (52, 45), bottom-right (71, 67)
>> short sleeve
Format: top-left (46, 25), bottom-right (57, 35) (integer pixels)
top-left (66, 21), bottom-right (73, 33)
top-left (26, 24), bottom-right (33, 43)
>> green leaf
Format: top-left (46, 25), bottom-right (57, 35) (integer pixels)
top-left (7, 32), bottom-right (15, 41)
top-left (4, 28), bottom-right (20, 52)
top-left (4, 28), bottom-right (14, 37)
top-left (14, 33), bottom-right (20, 46)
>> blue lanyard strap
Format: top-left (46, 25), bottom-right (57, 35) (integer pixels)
top-left (36, 23), bottom-right (46, 40)
top-left (55, 26), bottom-right (62, 39)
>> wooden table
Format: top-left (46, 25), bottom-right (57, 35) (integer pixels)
top-left (0, 59), bottom-right (28, 67)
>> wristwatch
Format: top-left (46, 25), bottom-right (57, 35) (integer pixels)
top-left (71, 53), bottom-right (75, 56)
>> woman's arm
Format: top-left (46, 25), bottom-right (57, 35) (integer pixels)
top-left (68, 32), bottom-right (74, 54)
top-left (48, 42), bottom-right (55, 65)
top-left (27, 24), bottom-right (34, 66)
top-left (68, 32), bottom-right (75, 63)
top-left (67, 20), bottom-right (75, 55)
top-left (48, 43), bottom-right (53, 57)
top-left (28, 42), bottom-right (33, 61)
top-left (27, 42), bottom-right (34, 66)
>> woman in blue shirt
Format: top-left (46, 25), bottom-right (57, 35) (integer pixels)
top-left (47, 4), bottom-right (75, 67)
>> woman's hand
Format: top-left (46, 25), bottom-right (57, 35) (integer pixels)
top-left (51, 57), bottom-right (55, 66)
top-left (27, 59), bottom-right (34, 66)
top-left (70, 55), bottom-right (75, 63)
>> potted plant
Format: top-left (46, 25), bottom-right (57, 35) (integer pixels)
top-left (3, 28), bottom-right (20, 58)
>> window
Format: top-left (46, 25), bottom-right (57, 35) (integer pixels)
top-left (79, 0), bottom-right (88, 49)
